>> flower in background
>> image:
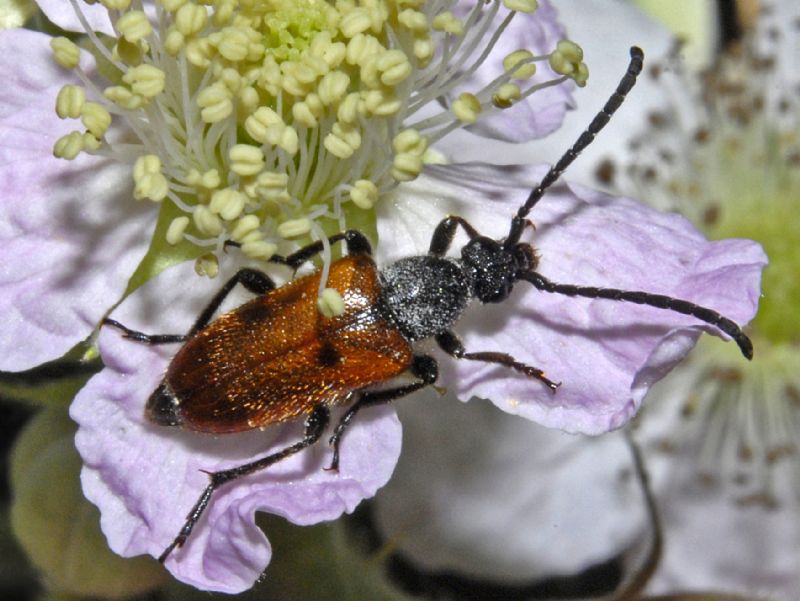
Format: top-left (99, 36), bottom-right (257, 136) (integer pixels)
top-left (372, 1), bottom-right (799, 599)
top-left (611, 2), bottom-right (800, 597)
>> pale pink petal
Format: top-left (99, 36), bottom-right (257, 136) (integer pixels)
top-left (379, 163), bottom-right (766, 434)
top-left (0, 29), bottom-right (154, 370)
top-left (37, 0), bottom-right (115, 35)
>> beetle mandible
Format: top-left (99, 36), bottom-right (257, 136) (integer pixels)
top-left (105, 47), bottom-right (753, 563)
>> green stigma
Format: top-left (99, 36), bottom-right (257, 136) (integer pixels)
top-left (261, 0), bottom-right (335, 62)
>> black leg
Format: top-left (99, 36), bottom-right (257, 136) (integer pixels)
top-left (157, 404), bottom-right (330, 563)
top-left (436, 330), bottom-right (560, 392)
top-left (102, 267), bottom-right (276, 343)
top-left (103, 318), bottom-right (188, 345)
top-left (520, 271), bottom-right (753, 360)
top-left (429, 216), bottom-right (481, 256)
top-left (269, 230), bottom-right (372, 270)
top-left (327, 355), bottom-right (438, 471)
top-left (187, 268), bottom-right (275, 336)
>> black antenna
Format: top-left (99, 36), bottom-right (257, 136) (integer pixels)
top-left (520, 272), bottom-right (754, 360)
top-left (505, 46), bottom-right (645, 248)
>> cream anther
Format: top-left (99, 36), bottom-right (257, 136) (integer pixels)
top-left (318, 71), bottom-right (350, 106)
top-left (164, 29), bottom-right (185, 55)
top-left (503, 0), bottom-right (539, 13)
top-left (123, 64), bottom-right (166, 98)
top-left (337, 92), bottom-right (362, 124)
top-left (432, 11), bottom-right (463, 35)
top-left (350, 179), bottom-right (378, 209)
top-left (277, 127), bottom-right (299, 155)
top-left (197, 82), bottom-right (233, 123)
top-left (53, 131), bottom-right (85, 160)
top-left (346, 33), bottom-right (384, 67)
top-left (393, 128), bottom-right (424, 153)
top-left (242, 240), bottom-right (277, 260)
top-left (159, 0), bottom-right (188, 12)
top-left (392, 152), bottom-right (423, 182)
top-left (209, 188), bottom-right (246, 220)
top-left (503, 49), bottom-right (536, 80)
top-left (229, 144), bottom-right (265, 177)
top-left (214, 26), bottom-right (250, 62)
top-left (317, 288), bottom-right (346, 317)
top-left (117, 11), bottom-right (152, 43)
top-left (56, 85), bottom-right (86, 119)
top-left (245, 106), bottom-right (282, 143)
top-left (413, 36), bottom-right (434, 65)
top-left (133, 154), bottom-right (168, 201)
top-left (133, 154), bottom-right (162, 181)
top-left (452, 92), bottom-right (482, 124)
top-left (311, 32), bottom-right (346, 68)
top-left (175, 2), bottom-right (208, 35)
top-left (101, 0), bottom-right (132, 10)
top-left (166, 216), bottom-right (190, 245)
top-left (549, 40), bottom-right (589, 86)
top-left (340, 8), bottom-right (372, 38)
top-left (195, 253), bottom-right (219, 278)
top-left (230, 214), bottom-right (260, 241)
top-left (193, 205), bottom-right (224, 236)
top-left (277, 218), bottom-right (312, 238)
top-left (398, 9), bottom-right (428, 33)
top-left (493, 82), bottom-right (521, 108)
top-left (82, 132), bottom-right (101, 151)
top-left (325, 130), bottom-right (356, 159)
top-left (185, 37), bottom-right (213, 68)
top-left (238, 86), bottom-right (260, 114)
top-left (80, 102), bottom-right (111, 139)
top-left (362, 89), bottom-right (401, 116)
top-left (292, 101), bottom-right (319, 128)
top-left (377, 49), bottom-right (412, 86)
top-left (51, 37), bottom-right (80, 69)
top-left (103, 85), bottom-right (144, 109)
top-left (255, 171), bottom-right (290, 197)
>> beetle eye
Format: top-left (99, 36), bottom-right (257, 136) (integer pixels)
top-left (513, 244), bottom-right (538, 272)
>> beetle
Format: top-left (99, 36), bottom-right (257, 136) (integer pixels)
top-left (104, 47), bottom-right (753, 563)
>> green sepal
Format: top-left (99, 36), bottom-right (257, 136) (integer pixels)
top-left (124, 199), bottom-right (206, 297)
top-left (10, 407), bottom-right (167, 599)
top-left (0, 344), bottom-right (101, 408)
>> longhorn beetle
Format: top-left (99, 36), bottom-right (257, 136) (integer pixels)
top-left (105, 47), bottom-right (753, 563)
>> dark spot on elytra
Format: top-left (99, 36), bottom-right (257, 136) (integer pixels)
top-left (239, 301), bottom-right (273, 324)
top-left (317, 342), bottom-right (340, 367)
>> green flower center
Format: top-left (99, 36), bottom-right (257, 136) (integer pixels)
top-left (261, 0), bottom-right (334, 62)
top-left (706, 144), bottom-right (800, 344)
top-left (49, 0), bottom-right (586, 292)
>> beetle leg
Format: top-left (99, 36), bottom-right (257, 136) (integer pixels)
top-left (103, 268), bottom-right (277, 343)
top-left (187, 268), bottom-right (276, 336)
top-left (428, 216), bottom-right (481, 256)
top-left (157, 404), bottom-right (330, 563)
top-left (326, 354), bottom-right (438, 472)
top-left (102, 319), bottom-right (188, 345)
top-left (435, 330), bottom-right (560, 392)
top-left (269, 230), bottom-right (372, 270)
